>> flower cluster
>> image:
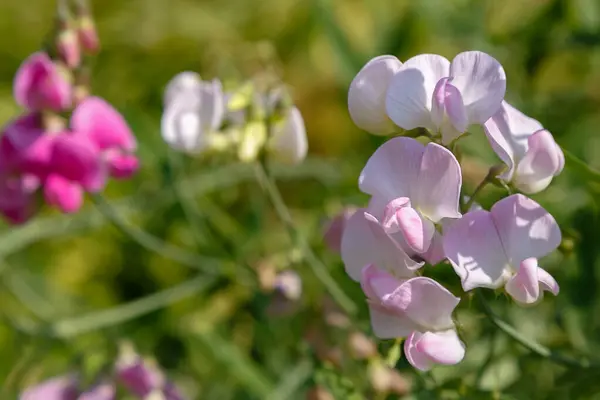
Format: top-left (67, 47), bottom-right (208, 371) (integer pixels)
top-left (161, 72), bottom-right (308, 165)
top-left (0, 3), bottom-right (137, 224)
top-left (20, 344), bottom-right (183, 400)
top-left (340, 51), bottom-right (564, 370)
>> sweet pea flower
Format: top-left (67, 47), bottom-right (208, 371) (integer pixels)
top-left (484, 101), bottom-right (564, 194)
top-left (443, 194), bottom-right (561, 305)
top-left (0, 174), bottom-right (40, 224)
top-left (267, 106), bottom-right (308, 165)
top-left (20, 375), bottom-right (79, 400)
top-left (385, 51), bottom-right (506, 144)
top-left (352, 137), bottom-right (462, 266)
top-left (71, 96), bottom-right (139, 179)
top-left (44, 173), bottom-right (84, 213)
top-left (14, 52), bottom-right (72, 112)
top-left (77, 382), bottom-right (115, 400)
top-left (361, 265), bottom-right (465, 370)
top-left (348, 55), bottom-right (403, 135)
top-left (161, 73), bottom-right (225, 155)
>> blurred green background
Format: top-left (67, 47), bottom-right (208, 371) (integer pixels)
top-left (2, 0), bottom-right (600, 398)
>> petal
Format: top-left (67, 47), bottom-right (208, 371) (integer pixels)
top-left (71, 97), bottom-right (137, 151)
top-left (388, 277), bottom-right (459, 331)
top-left (404, 331), bottom-right (434, 371)
top-left (415, 143), bottom-right (462, 222)
top-left (537, 266), bottom-right (559, 296)
top-left (422, 230), bottom-right (446, 265)
top-left (443, 210), bottom-right (510, 291)
top-left (341, 208), bottom-right (379, 281)
top-left (78, 382), bottom-right (116, 400)
top-left (106, 152), bottom-right (139, 179)
top-left (431, 78), bottom-right (468, 144)
top-left (359, 137), bottom-right (425, 202)
top-left (348, 55), bottom-right (403, 135)
top-left (51, 132), bottom-right (106, 192)
top-left (504, 257), bottom-right (541, 305)
top-left (385, 54), bottom-right (450, 130)
top-left (199, 79), bottom-right (225, 132)
top-left (369, 306), bottom-right (415, 339)
top-left (416, 330), bottom-right (466, 366)
top-left (483, 101), bottom-right (543, 181)
top-left (382, 196), bottom-right (412, 232)
top-left (323, 207), bottom-right (357, 254)
top-left (44, 174), bottom-right (84, 213)
top-left (164, 71), bottom-right (202, 107)
top-left (514, 129), bottom-right (563, 194)
top-left (20, 375), bottom-right (79, 400)
top-left (490, 194), bottom-right (561, 265)
top-left (161, 100), bottom-right (205, 154)
top-left (268, 106), bottom-right (308, 165)
top-left (393, 206), bottom-right (435, 254)
top-left (450, 51), bottom-right (506, 124)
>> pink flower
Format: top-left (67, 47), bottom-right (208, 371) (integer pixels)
top-left (14, 52), bottom-right (72, 112)
top-left (361, 265), bottom-right (465, 370)
top-left (0, 174), bottom-right (40, 224)
top-left (71, 97), bottom-right (138, 179)
top-left (323, 207), bottom-right (357, 254)
top-left (57, 29), bottom-right (81, 69)
top-left (348, 55), bottom-right (403, 135)
top-left (77, 382), bottom-right (115, 400)
top-left (77, 17), bottom-right (100, 54)
top-left (344, 137), bottom-right (461, 270)
top-left (44, 173), bottom-right (84, 214)
top-left (443, 194), bottom-right (561, 305)
top-left (20, 375), bottom-right (79, 400)
top-left (385, 51), bottom-right (506, 144)
top-left (484, 101), bottom-right (564, 194)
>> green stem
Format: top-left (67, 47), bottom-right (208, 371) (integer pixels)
top-left (464, 179), bottom-right (489, 213)
top-left (254, 163), bottom-right (357, 315)
top-left (476, 289), bottom-right (596, 369)
top-left (90, 193), bottom-right (221, 275)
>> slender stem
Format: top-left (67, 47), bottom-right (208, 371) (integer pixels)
top-left (464, 179), bottom-right (489, 213)
top-left (90, 193), bottom-right (221, 275)
top-left (476, 289), bottom-right (596, 369)
top-left (254, 163), bottom-right (357, 315)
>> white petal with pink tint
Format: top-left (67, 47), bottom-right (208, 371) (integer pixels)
top-left (431, 78), bottom-right (468, 144)
top-left (505, 258), bottom-right (541, 305)
top-left (537, 267), bottom-right (560, 296)
top-left (393, 207), bottom-right (435, 253)
top-left (415, 330), bottom-right (466, 366)
top-left (359, 137), bottom-right (425, 202)
top-left (348, 55), bottom-right (403, 135)
top-left (490, 194), bottom-right (561, 266)
top-left (386, 54), bottom-right (450, 131)
top-left (414, 143), bottom-right (462, 223)
top-left (405, 331), bottom-right (434, 371)
top-left (341, 208), bottom-right (378, 280)
top-left (369, 306), bottom-right (415, 339)
top-left (443, 209), bottom-right (509, 291)
top-left (449, 51), bottom-right (506, 124)
top-left (514, 129), bottom-right (564, 194)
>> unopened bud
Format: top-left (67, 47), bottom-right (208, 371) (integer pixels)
top-left (369, 362), bottom-right (410, 395)
top-left (57, 28), bottom-right (81, 69)
top-left (559, 237), bottom-right (575, 255)
top-left (348, 331), bottom-right (377, 360)
top-left (78, 16), bottom-right (100, 53)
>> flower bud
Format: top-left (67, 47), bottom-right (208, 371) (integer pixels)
top-left (57, 28), bottom-right (81, 69)
top-left (267, 107), bottom-right (308, 165)
top-left (77, 16), bottom-right (100, 54)
top-left (347, 331), bottom-right (377, 360)
top-left (13, 52), bottom-right (72, 112)
top-left (348, 55), bottom-right (402, 135)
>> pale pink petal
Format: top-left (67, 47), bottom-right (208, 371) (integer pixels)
top-left (514, 129), bottom-right (564, 194)
top-left (164, 71), bottom-right (202, 107)
top-left (504, 258), bottom-right (541, 305)
top-left (431, 78), bottom-right (468, 144)
top-left (44, 174), bottom-right (83, 213)
top-left (269, 106), bottom-right (308, 165)
top-left (385, 54), bottom-right (450, 130)
top-left (537, 266), bottom-right (559, 296)
top-left (78, 381), bottom-right (116, 400)
top-left (382, 197), bottom-right (412, 232)
top-left (422, 230), bottom-right (446, 265)
top-left (449, 51), bottom-right (506, 124)
top-left (323, 207), bottom-right (357, 254)
top-left (490, 194), bottom-right (561, 265)
top-left (369, 306), bottom-right (415, 339)
top-left (341, 208), bottom-right (377, 281)
top-left (414, 143), bottom-right (462, 222)
top-left (348, 55), bottom-right (403, 134)
top-left (483, 101), bottom-right (543, 181)
top-left (387, 277), bottom-right (459, 331)
top-left (404, 331), bottom-right (434, 371)
top-left (161, 100), bottom-right (205, 154)
top-left (13, 52), bottom-right (72, 112)
top-left (199, 79), bottom-right (225, 132)
top-left (20, 375), bottom-right (79, 400)
top-left (71, 97), bottom-right (137, 151)
top-left (358, 137), bottom-right (425, 203)
top-left (416, 330), bottom-right (466, 366)
top-left (443, 210), bottom-right (509, 291)
top-left (394, 207), bottom-right (435, 254)
top-left (555, 142), bottom-right (565, 175)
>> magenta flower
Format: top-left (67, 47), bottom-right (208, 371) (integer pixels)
top-left (13, 52), bottom-right (72, 112)
top-left (385, 51), bottom-right (506, 144)
top-left (0, 174), bottom-right (40, 224)
top-left (443, 194), bottom-right (561, 305)
top-left (344, 137), bottom-right (461, 270)
top-left (361, 264), bottom-right (465, 370)
top-left (484, 101), bottom-right (564, 194)
top-left (20, 375), bottom-right (79, 400)
top-left (77, 382), bottom-right (115, 400)
top-left (348, 55), bottom-right (403, 135)
top-left (44, 173), bottom-right (83, 213)
top-left (71, 96), bottom-right (138, 179)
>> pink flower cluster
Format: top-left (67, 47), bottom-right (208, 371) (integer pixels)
top-left (335, 51), bottom-right (565, 370)
top-left (0, 52), bottom-right (138, 224)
